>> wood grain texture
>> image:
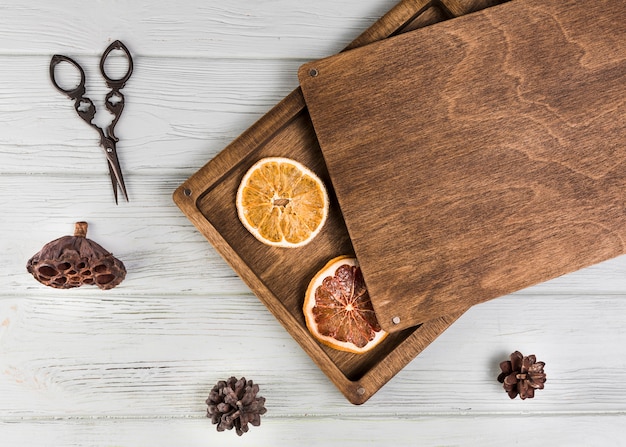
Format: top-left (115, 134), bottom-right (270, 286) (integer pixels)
top-left (300, 0), bottom-right (626, 329)
top-left (0, 57), bottom-right (301, 175)
top-left (3, 174), bottom-right (626, 298)
top-left (175, 0), bottom-right (516, 404)
top-left (2, 0), bottom-right (626, 444)
top-left (0, 0), bottom-right (400, 59)
top-left (3, 293), bottom-right (626, 417)
top-left (2, 414), bottom-right (626, 447)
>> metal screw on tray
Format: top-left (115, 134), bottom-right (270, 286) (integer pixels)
top-left (26, 222), bottom-right (126, 290)
top-left (206, 376), bottom-right (267, 436)
top-left (497, 351), bottom-right (546, 399)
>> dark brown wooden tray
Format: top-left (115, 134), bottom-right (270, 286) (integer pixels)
top-left (299, 0), bottom-right (626, 328)
top-left (173, 0), bottom-right (507, 405)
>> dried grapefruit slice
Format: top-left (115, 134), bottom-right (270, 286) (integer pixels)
top-left (236, 157), bottom-right (329, 248)
top-left (304, 256), bottom-right (387, 354)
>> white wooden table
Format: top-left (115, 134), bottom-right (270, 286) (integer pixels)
top-left (1, 1), bottom-right (625, 445)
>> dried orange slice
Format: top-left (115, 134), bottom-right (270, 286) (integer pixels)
top-left (304, 256), bottom-right (387, 354)
top-left (236, 157), bottom-right (329, 248)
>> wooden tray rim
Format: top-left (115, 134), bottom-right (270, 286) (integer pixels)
top-left (173, 0), bottom-right (472, 404)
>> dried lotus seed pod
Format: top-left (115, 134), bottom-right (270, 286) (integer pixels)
top-left (26, 221), bottom-right (126, 290)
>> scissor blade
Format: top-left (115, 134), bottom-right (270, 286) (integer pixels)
top-left (102, 139), bottom-right (129, 203)
top-left (107, 162), bottom-right (119, 204)
top-left (108, 155), bottom-right (129, 203)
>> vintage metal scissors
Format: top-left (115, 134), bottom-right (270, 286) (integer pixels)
top-left (49, 40), bottom-right (133, 204)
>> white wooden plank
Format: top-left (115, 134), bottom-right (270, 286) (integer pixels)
top-left (0, 293), bottom-right (317, 418)
top-left (1, 414), bottom-right (624, 447)
top-left (0, 174), bottom-right (249, 296)
top-left (2, 293), bottom-right (626, 417)
top-left (0, 57), bottom-right (300, 174)
top-left (0, 0), bottom-right (398, 59)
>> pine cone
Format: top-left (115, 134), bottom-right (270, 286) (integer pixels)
top-left (498, 351), bottom-right (546, 399)
top-left (26, 222), bottom-right (126, 290)
top-left (206, 376), bottom-right (267, 436)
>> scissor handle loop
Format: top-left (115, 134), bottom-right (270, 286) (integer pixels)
top-left (99, 40), bottom-right (133, 89)
top-left (49, 54), bottom-right (86, 99)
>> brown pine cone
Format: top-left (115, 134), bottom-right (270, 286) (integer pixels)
top-left (26, 222), bottom-right (126, 290)
top-left (206, 376), bottom-right (267, 436)
top-left (498, 351), bottom-right (546, 399)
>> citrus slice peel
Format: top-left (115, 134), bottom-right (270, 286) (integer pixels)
top-left (304, 256), bottom-right (387, 354)
top-left (236, 157), bottom-right (329, 248)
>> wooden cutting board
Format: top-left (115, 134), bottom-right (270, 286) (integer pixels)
top-left (299, 0), bottom-right (626, 330)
